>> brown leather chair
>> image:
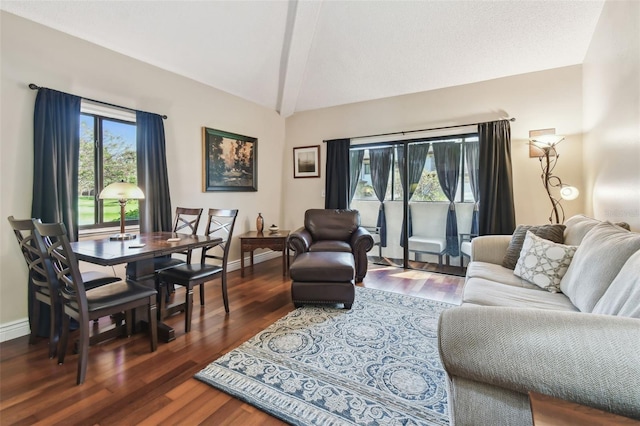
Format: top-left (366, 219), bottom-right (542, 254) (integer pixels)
top-left (288, 209), bottom-right (374, 282)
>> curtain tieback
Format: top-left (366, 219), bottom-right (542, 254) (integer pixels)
top-left (449, 202), bottom-right (455, 211)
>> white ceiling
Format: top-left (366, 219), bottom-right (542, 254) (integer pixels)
top-left (1, 1), bottom-right (605, 117)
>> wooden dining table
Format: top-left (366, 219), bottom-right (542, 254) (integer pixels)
top-left (71, 232), bottom-right (222, 343)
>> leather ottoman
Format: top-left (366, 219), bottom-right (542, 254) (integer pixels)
top-left (289, 252), bottom-right (355, 309)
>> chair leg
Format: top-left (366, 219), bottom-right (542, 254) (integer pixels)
top-left (58, 312), bottom-right (70, 365)
top-left (221, 274), bottom-right (229, 313)
top-left (148, 297), bottom-right (158, 352)
top-left (77, 319), bottom-right (90, 385)
top-left (199, 284), bottom-right (205, 306)
top-left (125, 310), bottom-right (133, 337)
top-left (47, 302), bottom-right (58, 359)
top-left (29, 296), bottom-right (39, 345)
top-left (185, 285), bottom-right (194, 333)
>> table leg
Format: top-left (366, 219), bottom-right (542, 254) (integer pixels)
top-left (241, 248), bottom-right (245, 277)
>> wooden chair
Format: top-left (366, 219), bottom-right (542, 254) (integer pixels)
top-left (158, 209), bottom-right (238, 333)
top-left (33, 220), bottom-right (158, 385)
top-left (154, 207), bottom-right (203, 300)
top-left (7, 216), bottom-right (119, 358)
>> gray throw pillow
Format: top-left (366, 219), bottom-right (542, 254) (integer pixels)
top-left (502, 224), bottom-right (566, 270)
top-left (560, 222), bottom-right (640, 312)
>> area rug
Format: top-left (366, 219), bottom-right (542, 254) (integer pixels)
top-left (195, 287), bottom-right (455, 425)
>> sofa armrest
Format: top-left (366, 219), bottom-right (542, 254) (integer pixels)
top-left (288, 227), bottom-right (312, 255)
top-left (438, 306), bottom-right (640, 419)
top-left (470, 235), bottom-right (511, 264)
top-left (350, 227), bottom-right (374, 282)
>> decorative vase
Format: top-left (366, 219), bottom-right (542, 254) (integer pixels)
top-left (256, 213), bottom-right (264, 232)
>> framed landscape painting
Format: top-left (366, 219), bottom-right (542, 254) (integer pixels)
top-left (293, 145), bottom-right (320, 178)
top-left (202, 127), bottom-right (257, 192)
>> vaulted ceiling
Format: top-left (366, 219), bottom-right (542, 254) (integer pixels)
top-left (1, 1), bottom-right (605, 117)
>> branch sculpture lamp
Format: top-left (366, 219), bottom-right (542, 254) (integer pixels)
top-left (530, 134), bottom-right (579, 224)
top-left (98, 181), bottom-right (145, 240)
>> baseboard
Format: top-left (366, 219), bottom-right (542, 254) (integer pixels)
top-left (0, 250), bottom-right (284, 343)
top-left (0, 317), bottom-right (30, 343)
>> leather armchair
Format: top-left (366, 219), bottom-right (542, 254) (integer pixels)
top-left (288, 209), bottom-right (374, 282)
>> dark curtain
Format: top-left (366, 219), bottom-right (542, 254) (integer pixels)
top-left (349, 149), bottom-right (364, 204)
top-left (325, 138), bottom-right (350, 209)
top-left (433, 142), bottom-right (461, 256)
top-left (465, 142), bottom-right (480, 235)
top-left (478, 120), bottom-right (516, 235)
top-left (31, 88), bottom-right (81, 337)
top-left (32, 88), bottom-right (81, 241)
top-left (397, 142), bottom-right (430, 246)
top-left (369, 147), bottom-right (393, 247)
top-left (136, 111), bottom-right (172, 233)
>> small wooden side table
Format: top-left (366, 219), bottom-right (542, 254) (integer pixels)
top-left (238, 230), bottom-right (290, 277)
top-left (529, 391), bottom-right (640, 426)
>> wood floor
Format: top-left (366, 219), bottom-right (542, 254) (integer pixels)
top-left (0, 258), bottom-right (464, 425)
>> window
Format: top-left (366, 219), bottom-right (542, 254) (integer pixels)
top-left (78, 101), bottom-right (138, 229)
top-left (352, 135), bottom-right (477, 203)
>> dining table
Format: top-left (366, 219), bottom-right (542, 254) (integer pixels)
top-left (71, 231), bottom-right (222, 342)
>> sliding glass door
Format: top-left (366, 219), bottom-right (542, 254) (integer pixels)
top-left (349, 135), bottom-right (478, 273)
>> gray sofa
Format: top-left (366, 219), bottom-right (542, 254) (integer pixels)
top-left (438, 215), bottom-right (640, 425)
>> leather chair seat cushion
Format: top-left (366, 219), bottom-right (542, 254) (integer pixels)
top-left (291, 281), bottom-right (355, 306)
top-left (290, 252), bottom-right (355, 282)
top-left (158, 264), bottom-right (223, 283)
top-left (153, 256), bottom-right (187, 272)
top-left (309, 241), bottom-right (352, 253)
top-left (70, 280), bottom-right (157, 312)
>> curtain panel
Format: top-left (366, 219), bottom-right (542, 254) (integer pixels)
top-left (136, 111), bottom-right (172, 233)
top-left (397, 143), bottom-right (430, 246)
top-left (433, 142), bottom-right (461, 256)
top-left (325, 138), bottom-right (350, 209)
top-left (349, 149), bottom-right (364, 203)
top-left (465, 142), bottom-right (480, 235)
top-left (478, 120), bottom-right (516, 235)
top-left (369, 147), bottom-right (393, 247)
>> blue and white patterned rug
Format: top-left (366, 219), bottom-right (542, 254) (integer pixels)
top-left (195, 286), bottom-right (454, 425)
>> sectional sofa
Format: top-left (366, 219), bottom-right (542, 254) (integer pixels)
top-left (438, 215), bottom-right (640, 425)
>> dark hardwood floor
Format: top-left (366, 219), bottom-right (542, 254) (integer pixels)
top-left (0, 258), bottom-right (464, 425)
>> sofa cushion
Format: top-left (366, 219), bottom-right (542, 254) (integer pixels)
top-left (466, 262), bottom-right (537, 289)
top-left (592, 250), bottom-right (640, 318)
top-left (463, 277), bottom-right (579, 311)
top-left (502, 224), bottom-right (565, 270)
top-left (309, 241), bottom-right (352, 253)
top-left (563, 215), bottom-right (602, 246)
top-left (560, 222), bottom-right (640, 312)
top-left (513, 231), bottom-right (577, 293)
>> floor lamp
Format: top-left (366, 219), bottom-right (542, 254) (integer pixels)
top-left (530, 134), bottom-right (579, 224)
top-left (99, 181), bottom-right (145, 240)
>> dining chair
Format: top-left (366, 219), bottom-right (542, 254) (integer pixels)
top-left (154, 207), bottom-right (204, 300)
top-left (33, 220), bottom-right (158, 385)
top-left (158, 209), bottom-right (238, 333)
top-left (7, 216), bottom-right (120, 358)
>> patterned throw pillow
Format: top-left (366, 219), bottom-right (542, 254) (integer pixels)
top-left (513, 231), bottom-right (577, 292)
top-left (502, 224), bottom-right (566, 270)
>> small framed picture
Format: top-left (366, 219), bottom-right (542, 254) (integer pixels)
top-left (293, 145), bottom-right (320, 178)
top-left (202, 127), bottom-right (257, 192)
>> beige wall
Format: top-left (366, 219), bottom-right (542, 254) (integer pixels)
top-left (0, 12), bottom-right (286, 330)
top-left (284, 66), bottom-right (585, 231)
top-left (583, 0), bottom-right (640, 230)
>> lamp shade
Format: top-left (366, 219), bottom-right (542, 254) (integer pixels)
top-left (560, 185), bottom-right (580, 201)
top-left (531, 134), bottom-right (565, 148)
top-left (99, 181), bottom-right (145, 200)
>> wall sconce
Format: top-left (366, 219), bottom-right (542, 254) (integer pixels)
top-left (99, 181), bottom-right (145, 240)
top-left (529, 133), bottom-right (579, 224)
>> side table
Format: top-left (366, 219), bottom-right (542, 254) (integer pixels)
top-left (238, 230), bottom-right (290, 277)
top-left (529, 391), bottom-right (640, 426)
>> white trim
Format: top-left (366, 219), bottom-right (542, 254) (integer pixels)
top-left (0, 317), bottom-right (30, 342)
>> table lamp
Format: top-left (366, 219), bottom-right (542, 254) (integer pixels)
top-left (99, 181), bottom-right (145, 240)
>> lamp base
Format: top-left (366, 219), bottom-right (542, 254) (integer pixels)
top-left (109, 233), bottom-right (137, 241)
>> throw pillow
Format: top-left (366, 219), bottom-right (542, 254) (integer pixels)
top-left (513, 231), bottom-right (577, 292)
top-left (560, 222), bottom-right (640, 312)
top-left (502, 224), bottom-right (566, 270)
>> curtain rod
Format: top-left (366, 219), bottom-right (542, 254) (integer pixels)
top-left (28, 83), bottom-right (168, 120)
top-left (323, 117), bottom-right (516, 142)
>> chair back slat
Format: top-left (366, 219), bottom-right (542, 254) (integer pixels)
top-left (202, 209), bottom-right (238, 265)
top-left (172, 207), bottom-right (203, 235)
